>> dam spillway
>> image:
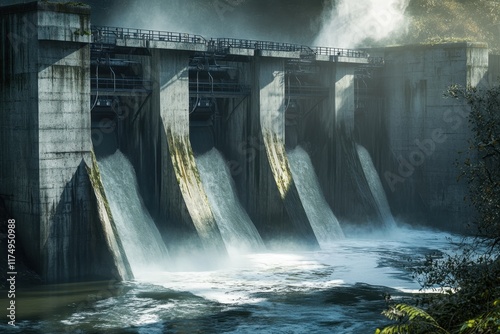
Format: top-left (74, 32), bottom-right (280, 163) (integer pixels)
top-left (88, 23), bottom-right (374, 256)
top-left (0, 1), bottom-right (494, 283)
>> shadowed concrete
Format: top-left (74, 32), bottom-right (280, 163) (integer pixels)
top-left (0, 1), bottom-right (132, 282)
top-left (358, 43), bottom-right (489, 232)
top-left (119, 49), bottom-right (227, 258)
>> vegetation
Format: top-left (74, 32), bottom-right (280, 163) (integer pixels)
top-left (377, 83), bottom-right (500, 333)
top-left (403, 0), bottom-right (500, 53)
top-left (74, 29), bottom-right (91, 36)
top-left (365, 0), bottom-right (500, 53)
top-left (376, 304), bottom-right (448, 334)
top-left (377, 301), bottom-right (500, 334)
top-left (41, 0), bottom-right (89, 7)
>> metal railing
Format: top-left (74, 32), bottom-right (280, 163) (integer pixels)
top-left (287, 85), bottom-right (329, 97)
top-left (189, 81), bottom-right (250, 94)
top-left (91, 25), bottom-right (206, 45)
top-left (91, 78), bottom-right (152, 92)
top-left (213, 38), bottom-right (314, 55)
top-left (314, 47), bottom-right (368, 58)
top-left (90, 25), bottom-right (382, 61)
top-left (367, 57), bottom-right (385, 65)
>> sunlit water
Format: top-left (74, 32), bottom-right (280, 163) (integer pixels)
top-left (196, 148), bottom-right (264, 255)
top-left (288, 146), bottom-right (345, 244)
top-left (1, 228), bottom-right (460, 334)
top-left (356, 144), bottom-right (397, 228)
top-left (98, 151), bottom-right (170, 274)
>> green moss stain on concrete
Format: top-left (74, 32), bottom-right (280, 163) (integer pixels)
top-left (87, 151), bottom-right (133, 280)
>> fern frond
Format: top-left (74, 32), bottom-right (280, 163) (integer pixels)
top-left (378, 304), bottom-right (449, 334)
top-left (376, 323), bottom-right (413, 334)
top-left (393, 304), bottom-right (439, 324)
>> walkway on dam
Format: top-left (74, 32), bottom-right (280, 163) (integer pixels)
top-left (90, 25), bottom-right (383, 63)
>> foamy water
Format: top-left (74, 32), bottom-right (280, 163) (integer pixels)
top-left (4, 228), bottom-right (461, 334)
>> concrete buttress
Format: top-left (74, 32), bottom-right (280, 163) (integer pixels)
top-left (0, 1), bottom-right (132, 282)
top-left (149, 49), bottom-right (227, 257)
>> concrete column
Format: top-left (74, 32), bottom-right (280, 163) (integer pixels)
top-left (149, 49), bottom-right (226, 257)
top-left (242, 56), bottom-right (318, 247)
top-left (0, 2), bottom-right (131, 282)
top-left (488, 54), bottom-right (500, 86)
top-left (333, 62), bottom-right (357, 132)
top-left (303, 60), bottom-right (383, 225)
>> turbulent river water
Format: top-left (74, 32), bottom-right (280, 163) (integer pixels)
top-left (1, 228), bottom-right (459, 334)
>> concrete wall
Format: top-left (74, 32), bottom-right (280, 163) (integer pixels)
top-left (489, 54), bottom-right (500, 85)
top-left (0, 2), bottom-right (131, 282)
top-left (375, 43), bottom-right (489, 231)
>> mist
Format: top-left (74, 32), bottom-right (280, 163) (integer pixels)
top-left (0, 0), bottom-right (414, 48)
top-left (314, 0), bottom-right (410, 48)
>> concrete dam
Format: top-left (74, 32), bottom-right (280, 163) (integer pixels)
top-left (1, 2), bottom-right (498, 283)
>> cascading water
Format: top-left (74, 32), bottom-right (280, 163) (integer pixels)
top-left (196, 148), bottom-right (265, 255)
top-left (356, 144), bottom-right (397, 227)
top-left (287, 146), bottom-right (345, 246)
top-left (98, 150), bottom-right (169, 275)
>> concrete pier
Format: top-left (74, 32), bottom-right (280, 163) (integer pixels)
top-left (151, 49), bottom-right (226, 256)
top-left (0, 2), bottom-right (131, 282)
top-left (250, 56), bottom-right (318, 247)
top-left (300, 59), bottom-right (384, 225)
top-left (117, 49), bottom-right (226, 257)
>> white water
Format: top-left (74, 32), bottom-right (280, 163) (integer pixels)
top-left (314, 0), bottom-right (410, 48)
top-left (196, 148), bottom-right (264, 255)
top-left (11, 228), bottom-right (463, 333)
top-left (98, 150), bottom-right (169, 275)
top-left (287, 146), bottom-right (345, 246)
top-left (356, 144), bottom-right (397, 227)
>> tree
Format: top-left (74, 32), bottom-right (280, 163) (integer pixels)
top-left (403, 0), bottom-right (500, 53)
top-left (448, 83), bottom-right (500, 245)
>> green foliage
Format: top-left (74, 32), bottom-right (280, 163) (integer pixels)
top-left (41, 0), bottom-right (88, 7)
top-left (458, 300), bottom-right (500, 334)
top-left (447, 83), bottom-right (500, 244)
top-left (413, 251), bottom-right (500, 330)
top-left (402, 0), bottom-right (500, 53)
top-left (64, 2), bottom-right (87, 6)
top-left (377, 302), bottom-right (500, 334)
top-left (74, 29), bottom-right (91, 36)
top-left (376, 304), bottom-right (448, 334)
